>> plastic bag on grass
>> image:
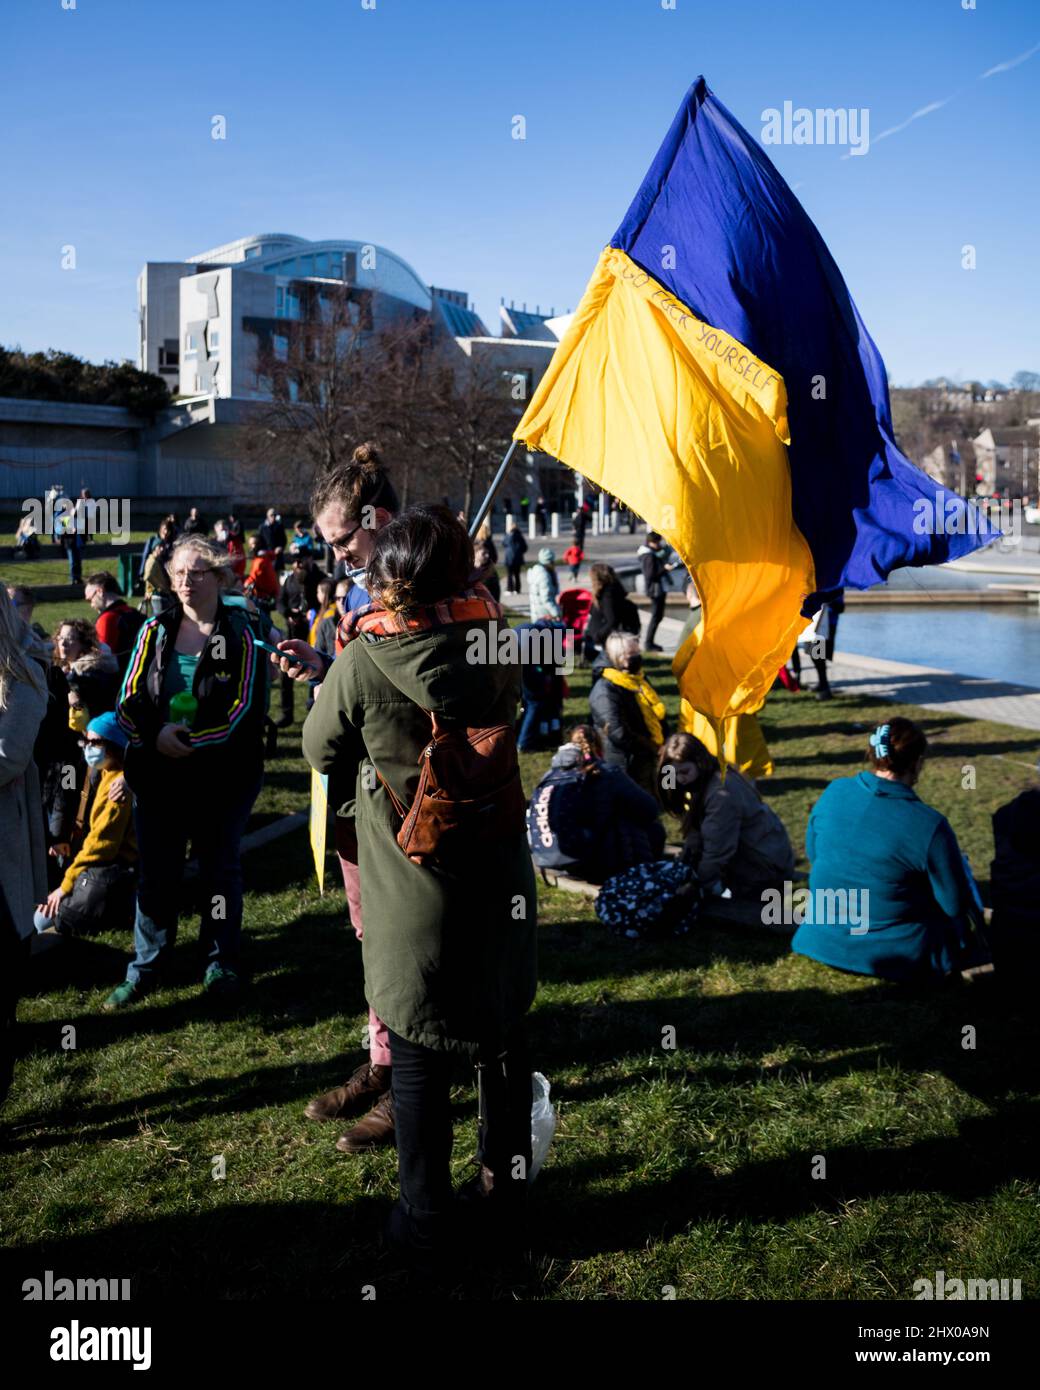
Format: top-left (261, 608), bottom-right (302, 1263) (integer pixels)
top-left (530, 1071), bottom-right (556, 1182)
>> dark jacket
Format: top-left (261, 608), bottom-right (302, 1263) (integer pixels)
top-left (302, 618), bottom-right (537, 1056)
top-left (534, 744), bottom-right (664, 883)
top-left (116, 599), bottom-right (269, 792)
top-left (259, 519), bottom-right (287, 554)
top-left (278, 566), bottom-right (322, 635)
top-left (991, 789), bottom-right (1040, 925)
top-left (66, 650), bottom-right (120, 719)
top-left (639, 544), bottom-right (671, 599)
top-left (685, 768), bottom-right (794, 894)
top-left (990, 788), bottom-right (1040, 979)
top-left (588, 656), bottom-right (662, 794)
top-left (585, 579), bottom-right (640, 648)
top-left (503, 529), bottom-right (528, 566)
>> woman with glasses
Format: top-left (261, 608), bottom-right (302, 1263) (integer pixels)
top-left (275, 443), bottom-right (405, 1155)
top-left (104, 536), bottom-right (269, 1009)
top-left (33, 711), bottom-right (136, 937)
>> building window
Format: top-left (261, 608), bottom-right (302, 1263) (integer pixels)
top-left (344, 251), bottom-right (357, 282)
top-left (273, 334), bottom-right (289, 361)
top-left (208, 329), bottom-right (221, 352)
top-left (159, 340), bottom-right (180, 373)
top-left (328, 254), bottom-right (342, 279)
top-left (184, 332), bottom-right (198, 359)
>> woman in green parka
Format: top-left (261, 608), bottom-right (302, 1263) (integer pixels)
top-left (302, 505), bottom-right (537, 1257)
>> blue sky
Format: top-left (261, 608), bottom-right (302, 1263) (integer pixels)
top-left (2, 0), bottom-right (1037, 385)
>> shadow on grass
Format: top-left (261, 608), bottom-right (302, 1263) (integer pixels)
top-left (534, 1099), bottom-right (1039, 1263)
top-left (0, 1197), bottom-right (538, 1301)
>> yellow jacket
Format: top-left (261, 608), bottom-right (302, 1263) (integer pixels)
top-left (61, 768), bottom-right (137, 894)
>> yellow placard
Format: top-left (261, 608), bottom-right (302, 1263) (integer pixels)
top-left (309, 769), bottom-right (329, 894)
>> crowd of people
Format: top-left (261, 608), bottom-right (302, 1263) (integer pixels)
top-left (1, 446), bottom-right (1037, 1267)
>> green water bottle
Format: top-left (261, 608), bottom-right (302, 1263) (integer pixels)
top-left (169, 691), bottom-right (198, 730)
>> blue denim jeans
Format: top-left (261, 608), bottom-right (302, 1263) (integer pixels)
top-left (516, 698), bottom-right (562, 752)
top-left (126, 772), bottom-right (262, 986)
top-left (66, 543), bottom-right (84, 584)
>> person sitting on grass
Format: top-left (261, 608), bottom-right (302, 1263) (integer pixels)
top-left (33, 712), bottom-right (136, 937)
top-left (657, 731), bottom-right (794, 906)
top-left (589, 632), bottom-right (667, 796)
top-left (989, 761), bottom-right (1040, 988)
top-left (528, 724), bottom-right (666, 883)
top-left (791, 717), bottom-right (985, 983)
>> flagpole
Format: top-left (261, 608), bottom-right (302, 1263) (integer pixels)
top-left (469, 438), bottom-right (519, 539)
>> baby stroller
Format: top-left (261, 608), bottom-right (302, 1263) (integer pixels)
top-left (558, 587), bottom-right (593, 668)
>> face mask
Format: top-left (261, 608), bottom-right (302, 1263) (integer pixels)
top-left (69, 706), bottom-right (89, 733)
top-left (83, 744), bottom-right (106, 768)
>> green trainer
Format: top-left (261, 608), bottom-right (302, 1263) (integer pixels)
top-left (103, 980), bottom-right (147, 1011)
top-left (203, 964), bottom-right (241, 999)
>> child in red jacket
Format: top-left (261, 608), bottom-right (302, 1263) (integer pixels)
top-left (563, 543), bottom-right (584, 582)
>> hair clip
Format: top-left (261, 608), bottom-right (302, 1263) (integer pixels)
top-left (869, 723), bottom-right (891, 759)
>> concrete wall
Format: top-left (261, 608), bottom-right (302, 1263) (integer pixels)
top-left (229, 269), bottom-right (277, 399)
top-left (0, 398), bottom-right (143, 502)
top-left (138, 262), bottom-right (190, 384)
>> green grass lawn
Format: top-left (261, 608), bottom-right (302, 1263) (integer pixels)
top-left (2, 654), bottom-right (1038, 1300)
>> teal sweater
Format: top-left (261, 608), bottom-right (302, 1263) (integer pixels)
top-left (792, 772), bottom-right (974, 982)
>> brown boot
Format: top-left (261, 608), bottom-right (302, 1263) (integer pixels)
top-left (336, 1093), bottom-right (395, 1153)
top-left (304, 1062), bottom-right (391, 1123)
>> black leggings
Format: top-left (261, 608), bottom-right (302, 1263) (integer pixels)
top-left (387, 1024), bottom-right (532, 1222)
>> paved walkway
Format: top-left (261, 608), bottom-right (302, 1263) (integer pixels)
top-left (502, 588), bottom-right (1040, 734)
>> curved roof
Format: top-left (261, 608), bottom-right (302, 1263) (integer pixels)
top-left (187, 234), bottom-right (431, 311)
top-left (187, 233), bottom-right (307, 263)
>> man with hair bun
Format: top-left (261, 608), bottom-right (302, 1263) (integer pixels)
top-left (792, 716), bottom-right (985, 982)
top-left (278, 443), bottom-right (403, 1153)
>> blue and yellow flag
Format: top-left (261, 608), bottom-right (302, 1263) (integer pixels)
top-left (514, 77), bottom-right (996, 732)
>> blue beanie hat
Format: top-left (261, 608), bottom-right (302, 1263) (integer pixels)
top-left (87, 711), bottom-right (129, 751)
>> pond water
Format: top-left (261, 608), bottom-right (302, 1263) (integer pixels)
top-left (840, 605), bottom-right (1040, 689)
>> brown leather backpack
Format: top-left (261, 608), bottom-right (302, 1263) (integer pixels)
top-left (379, 712), bottom-right (527, 868)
